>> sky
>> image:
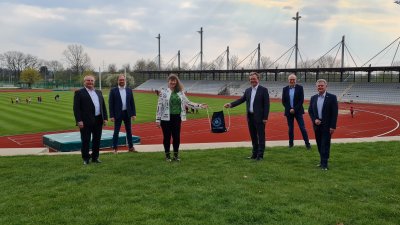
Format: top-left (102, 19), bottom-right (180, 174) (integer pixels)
top-left (0, 0), bottom-right (399, 70)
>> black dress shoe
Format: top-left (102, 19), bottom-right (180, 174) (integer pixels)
top-left (306, 144), bottom-right (311, 150)
top-left (256, 157), bottom-right (264, 161)
top-left (92, 159), bottom-right (102, 163)
top-left (321, 167), bottom-right (329, 171)
top-left (173, 156), bottom-right (180, 162)
top-left (83, 160), bottom-right (90, 165)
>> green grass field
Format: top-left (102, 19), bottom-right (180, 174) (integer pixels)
top-left (0, 142), bottom-right (399, 225)
top-left (0, 90), bottom-right (284, 136)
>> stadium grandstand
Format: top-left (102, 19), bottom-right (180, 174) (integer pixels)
top-left (134, 70), bottom-right (400, 105)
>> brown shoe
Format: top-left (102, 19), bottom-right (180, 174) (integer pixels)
top-left (128, 147), bottom-right (138, 153)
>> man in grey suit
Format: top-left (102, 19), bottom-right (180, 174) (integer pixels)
top-left (308, 79), bottom-right (338, 170)
top-left (73, 75), bottom-right (108, 165)
top-left (224, 72), bottom-right (270, 160)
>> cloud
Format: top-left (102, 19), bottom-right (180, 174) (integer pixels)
top-left (0, 0), bottom-right (399, 69)
top-left (107, 19), bottom-right (142, 32)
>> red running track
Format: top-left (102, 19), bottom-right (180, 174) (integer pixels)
top-left (0, 102), bottom-right (399, 149)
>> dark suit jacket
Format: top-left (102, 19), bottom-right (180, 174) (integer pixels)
top-left (308, 92), bottom-right (338, 129)
top-left (73, 88), bottom-right (108, 126)
top-left (109, 87), bottom-right (136, 120)
top-left (282, 84), bottom-right (305, 116)
top-left (231, 85), bottom-right (270, 122)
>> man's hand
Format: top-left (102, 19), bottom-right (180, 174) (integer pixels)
top-left (314, 119), bottom-right (321, 125)
top-left (110, 117), bottom-right (115, 122)
top-left (132, 116), bottom-right (136, 121)
top-left (290, 109), bottom-right (295, 114)
top-left (330, 128), bottom-right (335, 135)
top-left (156, 122), bottom-right (161, 128)
top-left (103, 120), bottom-right (108, 126)
top-left (263, 119), bottom-right (268, 124)
top-left (224, 103), bottom-right (231, 108)
top-left (78, 121), bottom-right (84, 129)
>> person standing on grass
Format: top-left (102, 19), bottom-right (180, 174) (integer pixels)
top-left (109, 74), bottom-right (137, 154)
top-left (224, 72), bottom-right (270, 161)
top-left (282, 73), bottom-right (311, 149)
top-left (73, 74), bottom-right (108, 165)
top-left (156, 74), bottom-right (208, 162)
top-left (308, 79), bottom-right (338, 171)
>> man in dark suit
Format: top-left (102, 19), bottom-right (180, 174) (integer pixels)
top-left (308, 79), bottom-right (338, 170)
top-left (73, 75), bottom-right (108, 165)
top-left (109, 74), bottom-right (137, 154)
top-left (282, 73), bottom-right (311, 149)
top-left (224, 72), bottom-right (270, 160)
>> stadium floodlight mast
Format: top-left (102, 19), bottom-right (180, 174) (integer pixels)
top-left (292, 12), bottom-right (301, 70)
top-left (156, 34), bottom-right (161, 70)
top-left (197, 27), bottom-right (203, 70)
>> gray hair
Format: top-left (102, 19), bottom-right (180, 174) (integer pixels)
top-left (316, 79), bottom-right (327, 86)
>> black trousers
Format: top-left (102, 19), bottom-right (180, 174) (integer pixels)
top-left (314, 125), bottom-right (332, 167)
top-left (80, 115), bottom-right (103, 161)
top-left (160, 114), bottom-right (181, 154)
top-left (247, 113), bottom-right (266, 158)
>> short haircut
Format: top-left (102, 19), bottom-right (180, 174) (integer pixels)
top-left (249, 72), bottom-right (260, 79)
top-left (316, 79), bottom-right (327, 85)
top-left (288, 73), bottom-right (297, 80)
top-left (84, 75), bottom-right (95, 81)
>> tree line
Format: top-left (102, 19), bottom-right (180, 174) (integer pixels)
top-left (4, 43), bottom-right (396, 88)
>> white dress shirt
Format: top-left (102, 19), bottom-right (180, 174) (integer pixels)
top-left (86, 88), bottom-right (101, 116)
top-left (249, 85), bottom-right (259, 113)
top-left (118, 86), bottom-right (127, 111)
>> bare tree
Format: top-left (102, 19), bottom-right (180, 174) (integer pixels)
top-left (180, 62), bottom-right (190, 70)
top-left (46, 60), bottom-right (64, 72)
top-left (108, 63), bottom-right (117, 73)
top-left (146, 60), bottom-right (158, 71)
top-left (298, 59), bottom-right (314, 69)
top-left (23, 54), bottom-right (39, 69)
top-left (2, 51), bottom-right (24, 81)
top-left (261, 56), bottom-right (273, 69)
top-left (133, 59), bottom-right (146, 71)
top-left (44, 60), bottom-right (64, 83)
top-left (313, 56), bottom-right (341, 68)
top-left (230, 55), bottom-right (240, 69)
top-left (62, 44), bottom-right (92, 76)
top-left (120, 63), bottom-right (131, 73)
top-left (1, 51), bottom-right (40, 81)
